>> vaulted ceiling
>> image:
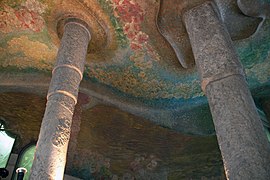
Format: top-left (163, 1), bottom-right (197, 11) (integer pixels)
top-left (0, 0), bottom-right (269, 179)
top-left (1, 0), bottom-right (270, 134)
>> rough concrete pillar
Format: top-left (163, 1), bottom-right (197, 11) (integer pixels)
top-left (183, 2), bottom-right (270, 179)
top-left (30, 19), bottom-right (90, 179)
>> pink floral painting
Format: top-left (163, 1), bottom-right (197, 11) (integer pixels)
top-left (111, 0), bottom-right (147, 50)
top-left (109, 0), bottom-right (160, 71)
top-left (0, 0), bottom-right (46, 33)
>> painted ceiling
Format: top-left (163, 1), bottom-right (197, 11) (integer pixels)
top-left (0, 0), bottom-right (269, 179)
top-left (0, 0), bottom-right (270, 135)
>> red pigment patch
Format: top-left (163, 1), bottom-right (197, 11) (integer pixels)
top-left (109, 0), bottom-right (160, 71)
top-left (0, 4), bottom-right (45, 33)
top-left (110, 0), bottom-right (147, 51)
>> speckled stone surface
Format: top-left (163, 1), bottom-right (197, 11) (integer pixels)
top-left (30, 21), bottom-right (90, 179)
top-left (183, 1), bottom-right (244, 92)
top-left (66, 101), bottom-right (83, 170)
top-left (237, 0), bottom-right (270, 18)
top-left (207, 75), bottom-right (270, 179)
top-left (184, 2), bottom-right (270, 179)
top-left (214, 0), bottom-right (262, 40)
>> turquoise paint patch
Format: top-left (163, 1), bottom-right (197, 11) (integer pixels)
top-left (235, 19), bottom-right (270, 88)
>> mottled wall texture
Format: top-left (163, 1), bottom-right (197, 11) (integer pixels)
top-left (0, 92), bottom-right (225, 179)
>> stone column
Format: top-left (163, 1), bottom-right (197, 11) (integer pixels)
top-left (183, 2), bottom-right (270, 179)
top-left (30, 19), bottom-right (90, 179)
top-left (66, 98), bottom-right (83, 170)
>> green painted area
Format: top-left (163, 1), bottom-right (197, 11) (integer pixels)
top-left (13, 145), bottom-right (35, 180)
top-left (97, 0), bottom-right (129, 48)
top-left (235, 19), bottom-right (270, 87)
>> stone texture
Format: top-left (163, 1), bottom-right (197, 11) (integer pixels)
top-left (206, 75), bottom-right (270, 179)
top-left (156, 0), bottom-right (207, 68)
top-left (214, 0), bottom-right (261, 40)
top-left (30, 21), bottom-right (90, 180)
top-left (237, 0), bottom-right (270, 18)
top-left (66, 100), bottom-right (83, 170)
top-left (184, 2), bottom-right (270, 179)
top-left (183, 2), bottom-right (244, 92)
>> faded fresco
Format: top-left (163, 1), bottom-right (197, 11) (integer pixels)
top-left (0, 0), bottom-right (269, 137)
top-left (0, 92), bottom-right (225, 179)
top-left (0, 0), bottom-right (269, 100)
top-left (0, 0), bottom-right (270, 179)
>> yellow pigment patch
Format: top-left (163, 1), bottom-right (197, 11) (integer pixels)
top-left (6, 36), bottom-right (57, 70)
top-left (88, 66), bottom-right (203, 99)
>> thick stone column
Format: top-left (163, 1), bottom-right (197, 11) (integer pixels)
top-left (183, 2), bottom-right (270, 179)
top-left (30, 19), bottom-right (90, 179)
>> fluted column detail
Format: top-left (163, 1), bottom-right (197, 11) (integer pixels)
top-left (30, 20), bottom-right (90, 180)
top-left (183, 2), bottom-right (270, 179)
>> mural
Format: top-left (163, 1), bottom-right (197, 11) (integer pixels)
top-left (0, 0), bottom-right (56, 71)
top-left (0, 0), bottom-right (46, 33)
top-left (108, 0), bottom-right (161, 68)
top-left (0, 0), bottom-right (269, 178)
top-left (0, 0), bottom-right (269, 101)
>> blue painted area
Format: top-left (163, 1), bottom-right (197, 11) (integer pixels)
top-left (235, 19), bottom-right (270, 88)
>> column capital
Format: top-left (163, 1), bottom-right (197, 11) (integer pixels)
top-left (58, 17), bottom-right (91, 42)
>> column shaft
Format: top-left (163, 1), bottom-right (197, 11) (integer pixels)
top-left (184, 2), bottom-right (270, 179)
top-left (30, 21), bottom-right (90, 179)
top-left (66, 100), bottom-right (83, 170)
